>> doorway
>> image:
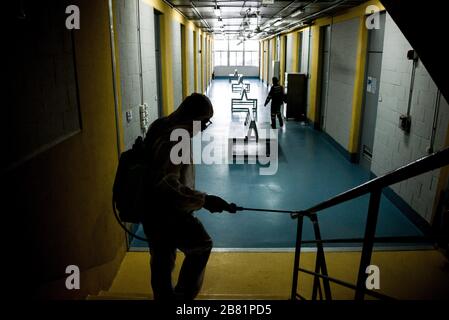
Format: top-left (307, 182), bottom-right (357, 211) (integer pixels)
top-left (318, 25), bottom-right (331, 131)
top-left (181, 23), bottom-right (187, 99)
top-left (154, 9), bottom-right (163, 117)
top-left (359, 12), bottom-right (386, 170)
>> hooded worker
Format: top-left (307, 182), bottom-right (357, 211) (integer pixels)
top-left (142, 93), bottom-right (236, 301)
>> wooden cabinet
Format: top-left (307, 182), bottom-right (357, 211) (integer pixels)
top-left (285, 73), bottom-right (307, 121)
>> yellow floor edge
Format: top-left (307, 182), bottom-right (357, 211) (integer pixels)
top-left (100, 250), bottom-right (449, 300)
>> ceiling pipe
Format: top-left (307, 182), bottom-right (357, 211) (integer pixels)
top-left (259, 0), bottom-right (349, 40)
top-left (260, 0), bottom-right (299, 28)
top-left (190, 1), bottom-right (213, 32)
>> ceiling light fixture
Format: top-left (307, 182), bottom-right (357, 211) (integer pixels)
top-left (291, 8), bottom-right (304, 18)
top-left (214, 5), bottom-right (221, 17)
top-left (273, 20), bottom-right (283, 27)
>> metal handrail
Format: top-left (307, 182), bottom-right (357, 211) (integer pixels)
top-left (291, 147), bottom-right (449, 301)
top-left (292, 147), bottom-right (449, 219)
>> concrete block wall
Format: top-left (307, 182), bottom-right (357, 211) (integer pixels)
top-left (115, 0), bottom-right (142, 151)
top-left (139, 1), bottom-right (159, 123)
top-left (324, 18), bottom-right (359, 149)
top-left (116, 0), bottom-right (160, 150)
top-left (371, 13), bottom-right (449, 222)
top-left (301, 28), bottom-right (312, 119)
top-left (285, 33), bottom-right (294, 73)
top-left (172, 21), bottom-right (183, 108)
top-left (300, 28), bottom-right (311, 75)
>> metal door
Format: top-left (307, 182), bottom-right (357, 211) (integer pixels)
top-left (359, 12), bottom-right (386, 170)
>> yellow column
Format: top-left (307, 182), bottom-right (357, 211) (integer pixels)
top-left (260, 41), bottom-right (267, 82)
top-left (348, 16), bottom-right (369, 153)
top-left (280, 35), bottom-right (286, 85)
top-left (193, 31), bottom-right (198, 92)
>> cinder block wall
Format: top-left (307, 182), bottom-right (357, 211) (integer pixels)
top-left (115, 0), bottom-right (159, 150)
top-left (300, 28), bottom-right (311, 75)
top-left (140, 1), bottom-right (159, 123)
top-left (300, 28), bottom-right (312, 115)
top-left (116, 0), bottom-right (144, 151)
top-left (285, 33), bottom-right (295, 73)
top-left (371, 14), bottom-right (449, 222)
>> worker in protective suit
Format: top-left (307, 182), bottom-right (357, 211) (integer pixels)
top-left (142, 93), bottom-right (236, 300)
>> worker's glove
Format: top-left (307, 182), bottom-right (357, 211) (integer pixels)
top-left (204, 195), bottom-right (236, 213)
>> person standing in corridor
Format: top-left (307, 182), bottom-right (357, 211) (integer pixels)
top-left (264, 77), bottom-right (286, 129)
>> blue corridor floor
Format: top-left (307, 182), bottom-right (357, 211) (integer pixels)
top-left (130, 80), bottom-right (423, 249)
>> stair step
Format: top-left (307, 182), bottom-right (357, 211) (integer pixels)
top-left (88, 291), bottom-right (287, 300)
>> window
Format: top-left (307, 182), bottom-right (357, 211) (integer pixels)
top-left (214, 40), bottom-right (228, 51)
top-left (229, 51), bottom-right (243, 66)
top-left (244, 40), bottom-right (259, 66)
top-left (213, 39), bottom-right (259, 67)
top-left (214, 51), bottom-right (228, 66)
top-left (244, 40), bottom-right (259, 51)
top-left (213, 39), bottom-right (228, 66)
top-left (244, 51), bottom-right (258, 66)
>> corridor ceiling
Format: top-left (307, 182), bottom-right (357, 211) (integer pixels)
top-left (165, 0), bottom-right (367, 39)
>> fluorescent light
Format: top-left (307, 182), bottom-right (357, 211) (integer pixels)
top-left (291, 9), bottom-right (304, 18)
top-left (273, 20), bottom-right (283, 26)
top-left (214, 5), bottom-right (221, 17)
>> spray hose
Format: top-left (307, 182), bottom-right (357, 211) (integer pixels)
top-left (113, 203), bottom-right (309, 244)
top-left (233, 205), bottom-right (310, 219)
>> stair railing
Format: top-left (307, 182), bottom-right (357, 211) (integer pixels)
top-left (290, 147), bottom-right (449, 300)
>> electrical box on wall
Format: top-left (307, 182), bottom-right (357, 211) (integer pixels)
top-left (126, 110), bottom-right (133, 123)
top-left (407, 49), bottom-right (419, 61)
top-left (399, 114), bottom-right (411, 133)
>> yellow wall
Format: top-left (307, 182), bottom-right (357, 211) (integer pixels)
top-left (193, 30), bottom-right (198, 92)
top-left (7, 0), bottom-right (127, 299)
top-left (348, 16), bottom-right (369, 153)
top-left (260, 40), bottom-right (266, 83)
top-left (280, 35), bottom-right (286, 85)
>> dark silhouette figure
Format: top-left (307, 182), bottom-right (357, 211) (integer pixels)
top-left (141, 93), bottom-right (236, 300)
top-left (264, 77), bottom-right (286, 129)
